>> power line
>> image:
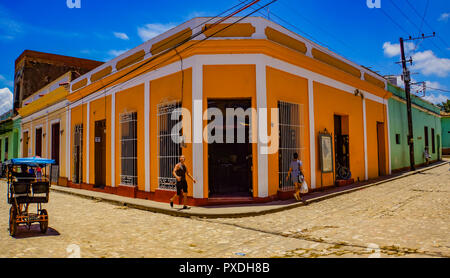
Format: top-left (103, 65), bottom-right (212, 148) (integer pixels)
top-left (387, 0), bottom-right (448, 58)
top-left (404, 0), bottom-right (450, 50)
top-left (378, 8), bottom-right (409, 35)
top-left (418, 0), bottom-right (430, 35)
top-left (18, 0), bottom-right (277, 124)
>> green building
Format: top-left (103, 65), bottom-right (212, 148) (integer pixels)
top-left (442, 113), bottom-right (450, 155)
top-left (388, 83), bottom-right (442, 171)
top-left (0, 109), bottom-right (21, 163)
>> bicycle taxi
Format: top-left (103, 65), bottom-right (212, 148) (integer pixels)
top-left (5, 157), bottom-right (54, 236)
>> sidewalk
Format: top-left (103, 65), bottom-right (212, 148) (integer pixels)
top-left (50, 159), bottom-right (449, 219)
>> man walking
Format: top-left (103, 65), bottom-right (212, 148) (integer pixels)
top-left (170, 155), bottom-right (196, 209)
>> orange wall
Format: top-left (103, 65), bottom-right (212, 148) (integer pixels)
top-left (203, 64), bottom-right (258, 198)
top-left (114, 85), bottom-right (146, 191)
top-left (366, 99), bottom-right (390, 179)
top-left (150, 69), bottom-right (193, 195)
top-left (314, 82), bottom-right (365, 187)
top-left (266, 66), bottom-right (310, 195)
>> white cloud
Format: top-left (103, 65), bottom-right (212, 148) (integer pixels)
top-left (0, 87), bottom-right (13, 115)
top-left (113, 32), bottom-right (129, 40)
top-left (0, 74), bottom-right (13, 88)
top-left (383, 41), bottom-right (415, 57)
top-left (137, 23), bottom-right (175, 42)
top-left (412, 50), bottom-right (450, 77)
top-left (423, 93), bottom-right (448, 104)
top-left (438, 13), bottom-right (450, 22)
top-left (107, 49), bottom-right (130, 57)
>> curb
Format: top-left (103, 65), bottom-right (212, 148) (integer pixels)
top-left (50, 160), bottom-right (449, 219)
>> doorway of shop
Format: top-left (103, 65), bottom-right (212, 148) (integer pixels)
top-left (334, 115), bottom-right (350, 180)
top-left (94, 119), bottom-right (106, 188)
top-left (377, 122), bottom-right (387, 176)
top-left (51, 122), bottom-right (60, 166)
top-left (35, 128), bottom-right (42, 157)
top-left (22, 131), bottom-right (29, 158)
top-left (207, 99), bottom-right (253, 197)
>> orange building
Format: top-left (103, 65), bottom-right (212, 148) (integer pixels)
top-left (65, 17), bottom-right (391, 205)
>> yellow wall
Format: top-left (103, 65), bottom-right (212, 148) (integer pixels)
top-left (150, 69), bottom-right (193, 194)
top-left (114, 85), bottom-right (145, 190)
top-left (314, 82), bottom-right (365, 187)
top-left (20, 107), bottom-right (67, 178)
top-left (266, 66), bottom-right (310, 195)
top-left (203, 65), bottom-right (258, 197)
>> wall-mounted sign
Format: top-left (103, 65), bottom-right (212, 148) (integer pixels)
top-left (95, 137), bottom-right (101, 143)
top-left (318, 131), bottom-right (334, 173)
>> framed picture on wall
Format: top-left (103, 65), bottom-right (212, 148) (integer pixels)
top-left (318, 132), bottom-right (333, 173)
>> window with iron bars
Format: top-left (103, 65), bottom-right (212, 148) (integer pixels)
top-left (157, 101), bottom-right (182, 191)
top-left (73, 124), bottom-right (83, 184)
top-left (120, 112), bottom-right (138, 186)
top-left (278, 101), bottom-right (304, 191)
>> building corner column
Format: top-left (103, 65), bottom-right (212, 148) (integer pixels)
top-left (308, 79), bottom-right (316, 189)
top-left (144, 82), bottom-right (150, 192)
top-left (363, 97), bottom-right (368, 180)
top-left (86, 102), bottom-right (90, 184)
top-left (111, 93), bottom-right (116, 187)
top-left (256, 59), bottom-right (269, 198)
top-left (192, 60), bottom-right (204, 199)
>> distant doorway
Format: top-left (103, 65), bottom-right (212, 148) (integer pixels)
top-left (51, 122), bottom-right (60, 166)
top-left (94, 119), bottom-right (106, 188)
top-left (207, 99), bottom-right (253, 197)
top-left (334, 115), bottom-right (350, 179)
top-left (377, 122), bottom-right (387, 176)
top-left (35, 128), bottom-right (42, 157)
top-left (437, 135), bottom-right (441, 161)
top-left (22, 131), bottom-right (29, 157)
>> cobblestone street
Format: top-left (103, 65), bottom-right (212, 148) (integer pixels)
top-left (1, 163), bottom-right (449, 258)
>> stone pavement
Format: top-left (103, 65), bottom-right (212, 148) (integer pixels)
top-left (0, 160), bottom-right (449, 258)
top-left (49, 160), bottom-right (449, 218)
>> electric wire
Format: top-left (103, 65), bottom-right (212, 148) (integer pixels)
top-left (17, 0), bottom-right (276, 125)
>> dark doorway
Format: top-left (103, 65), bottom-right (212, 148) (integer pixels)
top-left (94, 119), bottom-right (107, 188)
top-left (35, 128), bottom-right (42, 157)
top-left (73, 124), bottom-right (83, 184)
top-left (207, 99), bottom-right (253, 197)
top-left (376, 122), bottom-right (387, 176)
top-left (51, 123), bottom-right (60, 165)
top-left (4, 137), bottom-right (8, 161)
top-left (437, 135), bottom-right (441, 160)
top-left (23, 131), bottom-right (29, 157)
top-left (334, 115), bottom-right (350, 179)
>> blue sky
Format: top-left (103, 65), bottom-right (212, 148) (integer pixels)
top-left (0, 0), bottom-right (449, 114)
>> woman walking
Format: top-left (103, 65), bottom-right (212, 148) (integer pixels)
top-left (170, 155), bottom-right (196, 209)
top-left (286, 152), bottom-right (304, 201)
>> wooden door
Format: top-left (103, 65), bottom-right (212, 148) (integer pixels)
top-left (94, 120), bottom-right (106, 188)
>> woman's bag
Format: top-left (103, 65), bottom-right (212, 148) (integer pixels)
top-left (300, 180), bottom-right (309, 194)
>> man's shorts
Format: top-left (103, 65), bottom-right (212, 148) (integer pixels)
top-left (176, 179), bottom-right (188, 195)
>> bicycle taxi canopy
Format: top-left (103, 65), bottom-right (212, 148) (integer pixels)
top-left (5, 157), bottom-right (55, 167)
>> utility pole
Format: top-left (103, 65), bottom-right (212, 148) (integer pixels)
top-left (399, 33), bottom-right (435, 171)
top-left (399, 37), bottom-right (415, 171)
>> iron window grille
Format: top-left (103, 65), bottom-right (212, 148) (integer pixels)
top-left (73, 124), bottom-right (83, 183)
top-left (120, 112), bottom-right (138, 186)
top-left (278, 101), bottom-right (305, 191)
top-left (157, 101), bottom-right (182, 191)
